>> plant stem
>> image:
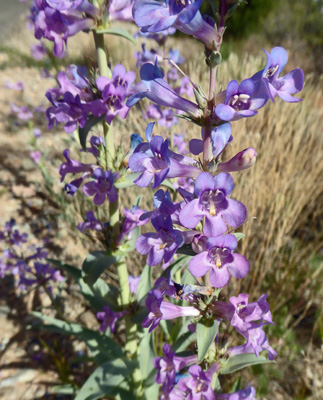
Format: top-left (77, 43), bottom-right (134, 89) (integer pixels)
top-left (93, 31), bottom-right (138, 370)
top-left (203, 65), bottom-right (217, 168)
top-left (93, 31), bottom-right (111, 79)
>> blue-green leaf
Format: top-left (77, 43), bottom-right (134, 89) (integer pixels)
top-left (31, 312), bottom-right (123, 364)
top-left (196, 319), bottom-right (218, 361)
top-left (75, 358), bottom-right (137, 400)
top-left (232, 232), bottom-right (245, 241)
top-left (47, 258), bottom-right (109, 311)
top-left (79, 116), bottom-right (104, 150)
top-left (82, 251), bottom-right (119, 285)
top-left (95, 27), bottom-right (136, 45)
top-left (220, 353), bottom-right (273, 375)
top-left (139, 331), bottom-right (155, 381)
top-left (176, 244), bottom-right (196, 256)
top-left (114, 172), bottom-right (141, 188)
top-left (136, 265), bottom-right (152, 302)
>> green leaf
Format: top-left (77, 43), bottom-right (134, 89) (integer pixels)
top-left (48, 259), bottom-right (110, 311)
top-left (31, 312), bottom-right (123, 364)
top-left (75, 358), bottom-right (137, 400)
top-left (196, 319), bottom-right (219, 361)
top-left (52, 385), bottom-right (76, 395)
top-left (82, 251), bottom-right (118, 285)
top-left (95, 27), bottom-right (136, 45)
top-left (176, 244), bottom-right (196, 256)
top-left (139, 331), bottom-right (155, 381)
top-left (172, 330), bottom-right (196, 353)
top-left (144, 383), bottom-right (159, 400)
top-left (114, 172), bottom-right (141, 189)
top-left (79, 116), bottom-right (104, 150)
top-left (136, 265), bottom-right (152, 302)
top-left (220, 353), bottom-right (273, 375)
top-left (160, 255), bottom-right (191, 279)
top-left (232, 232), bottom-right (245, 241)
top-left (161, 179), bottom-right (175, 191)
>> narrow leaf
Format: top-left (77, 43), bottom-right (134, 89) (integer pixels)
top-left (136, 264), bottom-right (152, 302)
top-left (176, 244), bottom-right (196, 256)
top-left (31, 312), bottom-right (123, 364)
top-left (114, 172), bottom-right (141, 188)
top-left (196, 319), bottom-right (218, 361)
top-left (79, 116), bottom-right (104, 150)
top-left (220, 353), bottom-right (273, 375)
top-left (139, 331), bottom-right (155, 380)
top-left (47, 258), bottom-right (110, 310)
top-left (96, 27), bottom-right (136, 44)
top-left (82, 251), bottom-right (118, 285)
top-left (75, 358), bottom-right (137, 400)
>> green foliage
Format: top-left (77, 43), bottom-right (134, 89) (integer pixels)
top-left (82, 250), bottom-right (120, 285)
top-left (196, 319), bottom-right (219, 361)
top-left (31, 312), bottom-right (124, 365)
top-left (220, 354), bottom-right (273, 375)
top-left (96, 27), bottom-right (137, 45)
top-left (75, 358), bottom-right (138, 400)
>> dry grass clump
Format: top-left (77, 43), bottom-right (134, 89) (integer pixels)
top-left (188, 53), bottom-right (323, 326)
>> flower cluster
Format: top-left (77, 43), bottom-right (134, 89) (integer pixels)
top-left (0, 220), bottom-right (63, 292)
top-left (46, 64), bottom-right (136, 133)
top-left (29, 0), bottom-right (135, 58)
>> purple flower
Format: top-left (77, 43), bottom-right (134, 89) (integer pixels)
top-left (189, 235), bottom-right (250, 288)
top-left (30, 151), bottom-right (42, 164)
top-left (176, 364), bottom-right (219, 400)
top-left (86, 64), bottom-right (136, 124)
top-left (133, 0), bottom-right (218, 50)
top-left (129, 123), bottom-right (201, 188)
top-left (158, 108), bottom-right (178, 128)
top-left (216, 385), bottom-right (257, 399)
top-left (10, 103), bottom-right (33, 121)
top-left (117, 206), bottom-right (150, 244)
top-left (31, 42), bottom-right (47, 60)
top-left (252, 47), bottom-right (304, 103)
top-left (136, 215), bottom-right (184, 266)
top-left (142, 290), bottom-right (200, 332)
top-left (127, 61), bottom-right (202, 119)
top-left (179, 172), bottom-right (246, 237)
top-left (154, 343), bottom-right (198, 394)
top-left (228, 325), bottom-right (277, 361)
top-left (5, 80), bottom-right (24, 91)
top-left (77, 211), bottom-right (103, 232)
top-left (59, 149), bottom-right (93, 182)
top-left (109, 0), bottom-right (134, 22)
top-left (97, 305), bottom-right (127, 333)
top-left (129, 275), bottom-right (140, 294)
top-left (189, 123), bottom-right (232, 158)
top-left (33, 128), bottom-right (42, 138)
top-left (134, 43), bottom-right (163, 67)
top-left (82, 168), bottom-right (118, 206)
top-left (214, 79), bottom-right (268, 122)
top-left (217, 148), bottom-right (257, 173)
top-left (46, 92), bottom-right (88, 133)
top-left (32, 0), bottom-right (97, 58)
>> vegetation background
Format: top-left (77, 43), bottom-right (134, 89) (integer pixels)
top-left (0, 0), bottom-right (322, 399)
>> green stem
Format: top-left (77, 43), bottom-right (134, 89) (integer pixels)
top-left (93, 31), bottom-right (111, 79)
top-left (203, 64), bottom-right (217, 169)
top-left (93, 31), bottom-right (140, 380)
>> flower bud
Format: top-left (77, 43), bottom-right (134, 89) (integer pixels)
top-left (217, 147), bottom-right (257, 172)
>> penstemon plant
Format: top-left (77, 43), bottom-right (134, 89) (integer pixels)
top-left (3, 0), bottom-right (305, 399)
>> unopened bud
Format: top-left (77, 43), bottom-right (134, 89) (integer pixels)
top-left (205, 50), bottom-right (222, 68)
top-left (193, 88), bottom-right (208, 109)
top-left (217, 147), bottom-right (257, 172)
